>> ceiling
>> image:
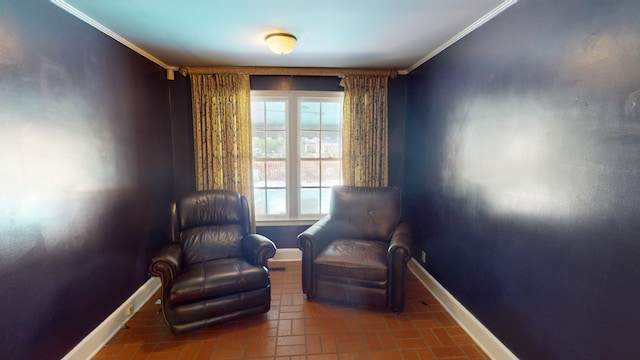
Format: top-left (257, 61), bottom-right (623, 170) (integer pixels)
top-left (52, 0), bottom-right (517, 74)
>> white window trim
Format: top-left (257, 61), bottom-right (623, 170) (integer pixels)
top-left (256, 219), bottom-right (319, 227)
top-left (251, 90), bottom-right (344, 223)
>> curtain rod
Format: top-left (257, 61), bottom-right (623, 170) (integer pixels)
top-left (179, 66), bottom-right (398, 79)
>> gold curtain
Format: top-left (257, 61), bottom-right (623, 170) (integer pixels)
top-left (189, 73), bottom-right (254, 220)
top-left (341, 75), bottom-right (389, 187)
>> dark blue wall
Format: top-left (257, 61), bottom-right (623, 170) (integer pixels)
top-left (404, 0), bottom-right (640, 359)
top-left (0, 1), bottom-right (177, 358)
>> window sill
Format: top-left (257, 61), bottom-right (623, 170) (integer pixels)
top-left (256, 219), bottom-right (320, 227)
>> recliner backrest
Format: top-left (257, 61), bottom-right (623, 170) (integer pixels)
top-left (174, 190), bottom-right (250, 265)
top-left (329, 186), bottom-right (402, 242)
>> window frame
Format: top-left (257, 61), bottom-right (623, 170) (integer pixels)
top-left (251, 90), bottom-right (344, 225)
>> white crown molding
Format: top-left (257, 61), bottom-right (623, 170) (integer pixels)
top-left (400, 0), bottom-right (519, 74)
top-left (50, 0), bottom-right (177, 71)
top-left (51, 0), bottom-right (515, 77)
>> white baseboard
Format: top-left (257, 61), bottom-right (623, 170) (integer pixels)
top-left (408, 258), bottom-right (518, 360)
top-left (270, 248), bottom-right (302, 261)
top-left (64, 253), bottom-right (515, 360)
top-left (63, 248), bottom-right (298, 359)
top-left (62, 277), bottom-right (161, 360)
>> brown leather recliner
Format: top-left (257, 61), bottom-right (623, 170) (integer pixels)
top-left (149, 190), bottom-right (276, 334)
top-left (297, 186), bottom-right (412, 312)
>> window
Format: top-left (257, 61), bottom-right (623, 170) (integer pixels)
top-left (251, 91), bottom-right (343, 222)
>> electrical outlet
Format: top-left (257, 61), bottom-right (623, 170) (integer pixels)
top-left (421, 251), bottom-right (426, 263)
top-left (126, 303), bottom-right (134, 316)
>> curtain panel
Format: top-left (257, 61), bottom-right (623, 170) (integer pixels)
top-left (189, 73), bottom-right (254, 216)
top-left (341, 75), bottom-right (389, 187)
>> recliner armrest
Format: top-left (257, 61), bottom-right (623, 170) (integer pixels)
top-left (387, 222), bottom-right (412, 312)
top-left (297, 216), bottom-right (336, 298)
top-left (242, 234), bottom-right (277, 266)
top-left (149, 243), bottom-right (183, 283)
top-left (388, 222), bottom-right (412, 264)
top-left (297, 216), bottom-right (335, 256)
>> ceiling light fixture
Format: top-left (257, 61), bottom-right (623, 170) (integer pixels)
top-left (265, 33), bottom-right (297, 55)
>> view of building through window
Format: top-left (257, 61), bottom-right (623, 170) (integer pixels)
top-left (251, 91), bottom-right (343, 221)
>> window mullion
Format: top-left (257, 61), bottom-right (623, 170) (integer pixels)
top-left (288, 94), bottom-right (299, 219)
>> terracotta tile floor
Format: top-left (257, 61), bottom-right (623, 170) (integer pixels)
top-left (93, 261), bottom-right (489, 360)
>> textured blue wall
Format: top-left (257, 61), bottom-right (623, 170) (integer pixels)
top-left (0, 1), bottom-right (175, 358)
top-left (404, 0), bottom-right (640, 358)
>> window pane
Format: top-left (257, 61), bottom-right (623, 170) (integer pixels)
top-left (321, 102), bottom-right (341, 130)
top-left (300, 160), bottom-right (320, 186)
top-left (320, 187), bottom-right (332, 214)
top-left (300, 131), bottom-right (319, 158)
top-left (321, 160), bottom-right (341, 186)
top-left (251, 92), bottom-right (343, 220)
top-left (265, 160), bottom-right (286, 187)
top-left (253, 162), bottom-right (265, 186)
top-left (300, 188), bottom-right (320, 214)
top-left (252, 131), bottom-right (265, 158)
top-left (254, 188), bottom-right (266, 215)
top-left (266, 102), bottom-right (286, 130)
top-left (300, 102), bottom-right (320, 130)
top-left (251, 102), bottom-right (265, 130)
top-left (266, 131), bottom-right (286, 158)
top-left (266, 188), bottom-right (286, 215)
top-left (321, 131), bottom-right (340, 158)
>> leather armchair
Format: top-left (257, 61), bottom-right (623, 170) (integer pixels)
top-left (149, 190), bottom-right (276, 334)
top-left (297, 186), bottom-right (412, 312)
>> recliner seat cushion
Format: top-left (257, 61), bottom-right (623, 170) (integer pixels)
top-left (169, 258), bottom-right (269, 305)
top-left (314, 239), bottom-right (388, 282)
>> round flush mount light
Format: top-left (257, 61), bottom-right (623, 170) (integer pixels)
top-left (265, 33), bottom-right (297, 55)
